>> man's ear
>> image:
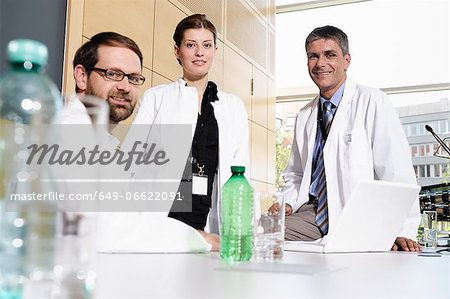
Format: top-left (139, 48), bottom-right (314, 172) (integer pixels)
top-left (344, 53), bottom-right (351, 71)
top-left (73, 64), bottom-right (88, 91)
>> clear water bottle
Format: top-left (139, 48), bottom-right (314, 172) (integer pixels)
top-left (0, 39), bottom-right (62, 298)
top-left (220, 166), bottom-right (253, 262)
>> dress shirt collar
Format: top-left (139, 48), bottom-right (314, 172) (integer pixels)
top-left (319, 81), bottom-right (346, 108)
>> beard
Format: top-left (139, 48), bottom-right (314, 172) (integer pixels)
top-left (106, 92), bottom-right (135, 123)
top-left (85, 84), bottom-right (136, 123)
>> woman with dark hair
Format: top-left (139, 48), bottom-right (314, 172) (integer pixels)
top-left (132, 14), bottom-right (250, 245)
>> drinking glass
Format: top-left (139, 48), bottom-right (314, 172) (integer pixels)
top-left (253, 192), bottom-right (285, 261)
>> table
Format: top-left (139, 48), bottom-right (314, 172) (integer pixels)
top-left (93, 250), bottom-right (450, 299)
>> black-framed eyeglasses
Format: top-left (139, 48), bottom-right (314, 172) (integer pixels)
top-left (89, 67), bottom-right (146, 86)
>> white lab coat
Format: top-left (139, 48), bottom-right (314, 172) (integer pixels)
top-left (130, 78), bottom-right (250, 233)
top-left (55, 95), bottom-right (117, 236)
top-left (58, 95), bottom-right (213, 252)
top-left (282, 79), bottom-right (420, 239)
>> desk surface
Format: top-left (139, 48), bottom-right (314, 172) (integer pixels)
top-left (93, 250), bottom-right (450, 299)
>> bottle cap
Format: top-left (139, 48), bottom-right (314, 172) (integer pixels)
top-left (7, 39), bottom-right (48, 66)
top-left (231, 166), bottom-right (245, 173)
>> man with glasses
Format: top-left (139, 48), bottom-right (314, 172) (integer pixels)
top-left (65, 32), bottom-right (218, 252)
top-left (58, 32), bottom-right (145, 237)
top-left (72, 31), bottom-right (145, 129)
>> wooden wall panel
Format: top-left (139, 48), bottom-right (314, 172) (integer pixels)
top-left (248, 0), bottom-right (267, 18)
top-left (153, 0), bottom-right (185, 81)
top-left (152, 71), bottom-right (172, 87)
top-left (208, 40), bottom-right (224, 90)
top-left (268, 78), bottom-right (276, 132)
top-left (63, 0), bottom-right (276, 187)
top-left (83, 0), bottom-right (155, 70)
top-left (269, 29), bottom-right (275, 77)
top-left (251, 122), bottom-right (267, 182)
top-left (174, 0), bottom-right (223, 34)
top-left (63, 0), bottom-right (84, 94)
top-left (252, 66), bottom-right (268, 127)
top-left (226, 0), bottom-right (267, 69)
top-left (223, 45), bottom-right (252, 118)
top-left (140, 67), bottom-right (154, 94)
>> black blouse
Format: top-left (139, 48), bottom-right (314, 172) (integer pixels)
top-left (168, 81), bottom-right (219, 230)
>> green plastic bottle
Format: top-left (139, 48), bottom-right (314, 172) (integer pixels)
top-left (0, 39), bottom-right (62, 298)
top-left (220, 166), bottom-right (253, 262)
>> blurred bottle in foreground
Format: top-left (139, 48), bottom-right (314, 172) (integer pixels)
top-left (220, 166), bottom-right (253, 262)
top-left (0, 39), bottom-right (62, 298)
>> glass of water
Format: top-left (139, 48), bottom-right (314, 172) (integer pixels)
top-left (253, 192), bottom-right (285, 261)
top-left (422, 211), bottom-right (438, 249)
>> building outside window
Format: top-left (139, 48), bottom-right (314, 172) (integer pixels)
top-left (275, 0), bottom-right (449, 188)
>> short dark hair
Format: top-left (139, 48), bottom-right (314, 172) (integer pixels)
top-left (173, 14), bottom-right (217, 46)
top-left (305, 25), bottom-right (349, 55)
top-left (73, 31), bottom-right (143, 73)
top-left (173, 14), bottom-right (217, 65)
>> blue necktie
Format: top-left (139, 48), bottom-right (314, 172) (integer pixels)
top-left (310, 101), bottom-right (334, 235)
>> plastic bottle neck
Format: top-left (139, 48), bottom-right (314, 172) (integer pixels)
top-left (10, 61), bottom-right (44, 73)
top-left (232, 171), bottom-right (245, 176)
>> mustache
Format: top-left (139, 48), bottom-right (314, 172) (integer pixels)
top-left (312, 67), bottom-right (332, 73)
top-left (108, 93), bottom-right (132, 102)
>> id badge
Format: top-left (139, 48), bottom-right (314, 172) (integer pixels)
top-left (192, 174), bottom-right (208, 195)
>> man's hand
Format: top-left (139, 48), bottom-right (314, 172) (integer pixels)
top-left (197, 230), bottom-right (220, 251)
top-left (268, 203), bottom-right (293, 216)
top-left (391, 237), bottom-right (421, 252)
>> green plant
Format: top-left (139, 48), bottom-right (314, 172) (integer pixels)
top-left (275, 129), bottom-right (293, 190)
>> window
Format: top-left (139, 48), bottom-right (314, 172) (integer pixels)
top-left (284, 113), bottom-right (297, 131)
top-left (433, 143), bottom-right (440, 155)
top-left (403, 124), bottom-right (409, 137)
top-left (413, 165), bottom-right (418, 177)
top-left (411, 145), bottom-right (418, 157)
top-left (433, 164), bottom-right (440, 177)
top-left (411, 125), bottom-right (417, 137)
top-left (440, 119), bottom-right (449, 133)
top-left (425, 165), bottom-right (431, 178)
top-left (442, 164), bottom-right (449, 176)
top-left (275, 0), bottom-right (449, 187)
top-left (417, 124), bottom-right (425, 137)
top-left (276, 1), bottom-right (448, 90)
top-left (419, 146), bottom-right (425, 157)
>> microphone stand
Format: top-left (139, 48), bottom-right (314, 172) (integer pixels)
top-left (425, 125), bottom-right (450, 158)
top-left (424, 125), bottom-right (450, 253)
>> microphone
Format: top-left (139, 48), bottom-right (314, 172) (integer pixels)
top-left (425, 125), bottom-right (450, 156)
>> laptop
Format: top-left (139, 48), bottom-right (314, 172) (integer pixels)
top-left (284, 180), bottom-right (420, 253)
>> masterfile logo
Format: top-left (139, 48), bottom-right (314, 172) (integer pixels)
top-left (1, 124), bottom-right (193, 212)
